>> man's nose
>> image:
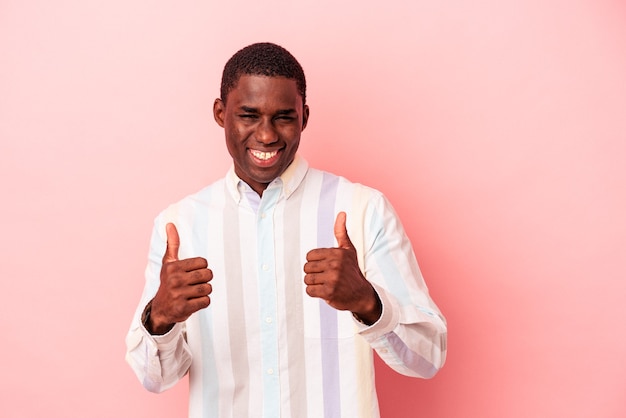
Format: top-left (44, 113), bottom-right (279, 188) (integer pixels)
top-left (254, 119), bottom-right (278, 144)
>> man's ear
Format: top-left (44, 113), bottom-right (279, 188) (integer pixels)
top-left (213, 98), bottom-right (225, 127)
top-left (302, 104), bottom-right (310, 130)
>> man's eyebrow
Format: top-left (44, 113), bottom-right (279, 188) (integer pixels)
top-left (239, 106), bottom-right (296, 115)
top-left (275, 109), bottom-right (297, 115)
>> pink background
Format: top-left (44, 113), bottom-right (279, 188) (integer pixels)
top-left (1, 1), bottom-right (625, 417)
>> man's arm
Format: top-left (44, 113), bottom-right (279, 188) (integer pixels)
top-left (359, 196), bottom-right (447, 378)
top-left (125, 221), bottom-right (213, 392)
top-left (303, 200), bottom-right (447, 379)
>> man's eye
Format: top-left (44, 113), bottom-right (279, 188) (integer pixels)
top-left (239, 114), bottom-right (257, 120)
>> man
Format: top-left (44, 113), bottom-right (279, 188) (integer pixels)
top-left (126, 42), bottom-right (447, 418)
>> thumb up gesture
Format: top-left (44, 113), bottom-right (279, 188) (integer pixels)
top-left (303, 212), bottom-right (382, 325)
top-left (147, 223), bottom-right (213, 334)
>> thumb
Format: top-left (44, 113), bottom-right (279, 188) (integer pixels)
top-left (334, 212), bottom-right (355, 250)
top-left (163, 223), bottom-right (180, 263)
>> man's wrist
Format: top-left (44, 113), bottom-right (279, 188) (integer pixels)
top-left (353, 292), bottom-right (383, 326)
top-left (142, 300), bottom-right (175, 335)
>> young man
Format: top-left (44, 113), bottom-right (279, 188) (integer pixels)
top-left (126, 42), bottom-right (447, 418)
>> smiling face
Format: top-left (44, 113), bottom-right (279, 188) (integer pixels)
top-left (214, 74), bottom-right (309, 196)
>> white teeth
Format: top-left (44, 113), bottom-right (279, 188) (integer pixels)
top-left (251, 150), bottom-right (278, 160)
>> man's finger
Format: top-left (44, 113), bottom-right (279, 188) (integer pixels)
top-left (164, 222), bottom-right (180, 263)
top-left (334, 212), bottom-right (355, 250)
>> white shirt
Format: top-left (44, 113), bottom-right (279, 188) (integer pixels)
top-left (126, 156), bottom-right (447, 418)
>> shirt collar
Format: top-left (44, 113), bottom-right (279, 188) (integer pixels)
top-left (226, 154), bottom-right (309, 202)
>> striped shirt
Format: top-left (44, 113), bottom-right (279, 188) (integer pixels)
top-left (126, 155), bottom-right (447, 418)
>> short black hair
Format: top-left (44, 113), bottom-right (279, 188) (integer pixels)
top-left (220, 42), bottom-right (306, 104)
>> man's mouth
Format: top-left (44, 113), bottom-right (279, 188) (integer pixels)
top-left (250, 149), bottom-right (279, 161)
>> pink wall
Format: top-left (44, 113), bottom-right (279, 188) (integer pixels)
top-left (1, 1), bottom-right (625, 417)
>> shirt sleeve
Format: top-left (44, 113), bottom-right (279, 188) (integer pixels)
top-left (356, 193), bottom-right (447, 378)
top-left (125, 216), bottom-right (193, 393)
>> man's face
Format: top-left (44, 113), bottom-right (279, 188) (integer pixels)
top-left (214, 74), bottom-right (309, 195)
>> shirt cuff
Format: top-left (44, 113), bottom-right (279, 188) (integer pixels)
top-left (356, 282), bottom-right (400, 341)
top-left (139, 301), bottom-right (184, 349)
top-left (144, 322), bottom-right (185, 348)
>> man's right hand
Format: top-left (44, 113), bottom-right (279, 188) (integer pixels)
top-left (147, 223), bottom-right (213, 335)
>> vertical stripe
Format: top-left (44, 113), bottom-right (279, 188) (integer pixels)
top-left (257, 185), bottom-right (282, 418)
top-left (317, 173), bottom-right (341, 418)
top-left (223, 195), bottom-right (251, 418)
top-left (354, 339), bottom-right (376, 418)
top-left (192, 185), bottom-right (219, 418)
top-left (282, 183), bottom-right (308, 418)
top-left (198, 311), bottom-right (219, 418)
top-left (347, 186), bottom-right (374, 418)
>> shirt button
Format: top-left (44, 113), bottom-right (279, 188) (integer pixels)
top-left (262, 264), bottom-right (269, 271)
top-left (261, 212), bottom-right (266, 219)
top-left (265, 317), bottom-right (272, 323)
top-left (267, 368), bottom-right (274, 375)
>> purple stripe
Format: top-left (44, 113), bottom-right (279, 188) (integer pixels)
top-left (387, 332), bottom-right (439, 378)
top-left (317, 173), bottom-right (341, 417)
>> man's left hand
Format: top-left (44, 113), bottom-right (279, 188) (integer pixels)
top-left (303, 212), bottom-right (382, 325)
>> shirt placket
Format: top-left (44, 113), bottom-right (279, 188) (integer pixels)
top-left (256, 184), bottom-right (281, 418)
